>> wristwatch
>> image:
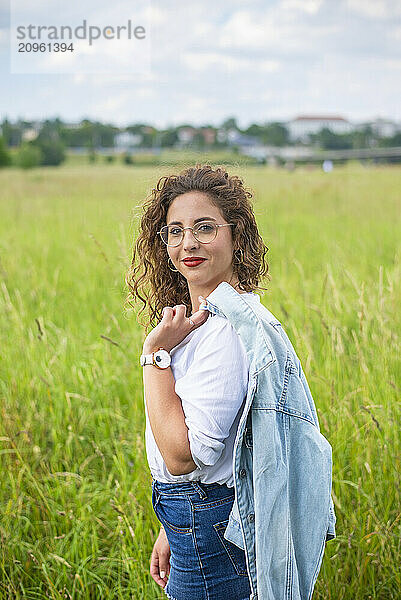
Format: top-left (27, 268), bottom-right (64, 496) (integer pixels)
top-left (140, 347), bottom-right (171, 369)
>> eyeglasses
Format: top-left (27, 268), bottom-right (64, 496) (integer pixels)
top-left (158, 221), bottom-right (235, 247)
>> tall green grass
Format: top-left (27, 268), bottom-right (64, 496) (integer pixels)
top-left (0, 163), bottom-right (400, 599)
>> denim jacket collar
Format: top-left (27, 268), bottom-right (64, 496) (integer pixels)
top-left (202, 282), bottom-right (275, 376)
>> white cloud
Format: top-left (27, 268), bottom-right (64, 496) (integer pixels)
top-left (280, 0), bottom-right (324, 15)
top-left (219, 11), bottom-right (278, 50)
top-left (389, 25), bottom-right (401, 40)
top-left (217, 8), bottom-right (339, 55)
top-left (0, 27), bottom-right (8, 44)
top-left (145, 5), bottom-right (166, 26)
top-left (381, 58), bottom-right (401, 69)
top-left (71, 71), bottom-right (156, 86)
top-left (345, 0), bottom-right (401, 19)
top-left (90, 94), bottom-right (130, 115)
top-left (181, 51), bottom-right (279, 73)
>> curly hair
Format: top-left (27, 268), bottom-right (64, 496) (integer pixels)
top-left (124, 164), bottom-right (269, 331)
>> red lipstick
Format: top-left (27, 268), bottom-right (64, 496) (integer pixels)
top-left (182, 258), bottom-right (207, 267)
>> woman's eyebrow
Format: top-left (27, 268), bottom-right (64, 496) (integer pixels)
top-left (167, 217), bottom-right (217, 226)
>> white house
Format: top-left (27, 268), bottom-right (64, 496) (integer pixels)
top-left (287, 115), bottom-right (352, 142)
top-left (22, 127), bottom-right (39, 142)
top-left (114, 131), bottom-right (142, 149)
top-left (177, 126), bottom-right (197, 144)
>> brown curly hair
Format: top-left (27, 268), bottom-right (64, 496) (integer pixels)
top-left (124, 164), bottom-right (269, 331)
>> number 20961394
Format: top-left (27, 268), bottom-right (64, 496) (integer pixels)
top-left (18, 43), bottom-right (74, 52)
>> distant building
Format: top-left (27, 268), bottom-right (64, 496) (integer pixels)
top-left (200, 127), bottom-right (216, 145)
top-left (177, 126), bottom-right (197, 144)
top-left (114, 131), bottom-right (142, 150)
top-left (226, 128), bottom-right (259, 147)
top-left (369, 118), bottom-right (400, 139)
top-left (287, 115), bottom-right (352, 142)
top-left (21, 128), bottom-right (39, 142)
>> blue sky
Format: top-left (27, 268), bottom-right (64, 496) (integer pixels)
top-left (1, 0), bottom-right (401, 128)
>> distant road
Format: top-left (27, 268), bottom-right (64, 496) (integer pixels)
top-left (243, 145), bottom-right (401, 162)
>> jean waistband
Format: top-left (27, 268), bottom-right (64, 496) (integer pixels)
top-left (151, 477), bottom-right (231, 496)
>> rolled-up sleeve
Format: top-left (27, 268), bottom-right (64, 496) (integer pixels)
top-left (174, 317), bottom-right (250, 469)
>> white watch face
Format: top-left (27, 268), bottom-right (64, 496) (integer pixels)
top-left (154, 349), bottom-right (171, 368)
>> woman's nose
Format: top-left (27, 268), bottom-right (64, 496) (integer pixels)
top-left (182, 229), bottom-right (199, 248)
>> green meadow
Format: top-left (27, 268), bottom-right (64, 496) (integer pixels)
top-left (0, 162), bottom-right (400, 599)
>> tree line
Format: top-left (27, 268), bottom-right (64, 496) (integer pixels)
top-left (0, 116), bottom-right (400, 168)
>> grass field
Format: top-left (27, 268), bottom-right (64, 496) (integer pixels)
top-left (0, 162), bottom-right (400, 599)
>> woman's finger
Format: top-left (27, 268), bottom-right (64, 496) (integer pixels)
top-left (150, 549), bottom-right (167, 588)
top-left (172, 304), bottom-right (187, 319)
top-left (188, 308), bottom-right (209, 328)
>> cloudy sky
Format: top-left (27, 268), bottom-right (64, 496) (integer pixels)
top-left (1, 0), bottom-right (401, 128)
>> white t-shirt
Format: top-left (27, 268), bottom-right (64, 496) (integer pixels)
top-left (144, 292), bottom-right (258, 487)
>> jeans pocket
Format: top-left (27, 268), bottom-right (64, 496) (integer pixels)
top-left (213, 519), bottom-right (249, 577)
top-left (152, 491), bottom-right (192, 535)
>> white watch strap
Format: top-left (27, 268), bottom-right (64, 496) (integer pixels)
top-left (140, 353), bottom-right (154, 366)
top-left (140, 348), bottom-right (171, 368)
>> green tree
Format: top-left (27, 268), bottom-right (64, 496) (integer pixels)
top-left (0, 137), bottom-right (11, 167)
top-left (192, 131), bottom-right (206, 149)
top-left (160, 129), bottom-right (179, 148)
top-left (379, 132), bottom-right (401, 147)
top-left (244, 123), bottom-right (264, 137)
top-left (351, 125), bottom-right (374, 149)
top-left (122, 152), bottom-right (133, 165)
top-left (126, 124), bottom-right (155, 148)
top-left (265, 123), bottom-right (289, 146)
top-left (311, 128), bottom-right (353, 150)
top-left (0, 119), bottom-right (22, 146)
top-left (33, 139), bottom-right (66, 166)
top-left (244, 122), bottom-right (289, 146)
top-left (16, 143), bottom-right (43, 169)
top-left (221, 117), bottom-right (238, 131)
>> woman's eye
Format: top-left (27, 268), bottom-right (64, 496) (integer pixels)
top-left (198, 224), bottom-right (213, 231)
top-left (170, 228), bottom-right (182, 235)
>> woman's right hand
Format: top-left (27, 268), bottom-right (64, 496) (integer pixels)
top-left (150, 526), bottom-right (171, 589)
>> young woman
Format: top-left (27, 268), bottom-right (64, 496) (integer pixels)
top-left (125, 164), bottom-right (268, 600)
top-left (126, 164), bottom-right (336, 600)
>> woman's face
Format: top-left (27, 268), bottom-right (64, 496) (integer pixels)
top-left (165, 191), bottom-right (238, 293)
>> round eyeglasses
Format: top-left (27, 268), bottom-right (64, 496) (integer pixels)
top-left (157, 221), bottom-right (235, 247)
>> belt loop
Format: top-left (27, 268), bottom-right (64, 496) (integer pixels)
top-left (152, 483), bottom-right (160, 508)
top-left (191, 481), bottom-right (207, 499)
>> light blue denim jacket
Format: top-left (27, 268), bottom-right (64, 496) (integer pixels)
top-left (201, 282), bottom-right (336, 600)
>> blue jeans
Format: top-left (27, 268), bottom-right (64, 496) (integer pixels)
top-left (151, 478), bottom-right (252, 600)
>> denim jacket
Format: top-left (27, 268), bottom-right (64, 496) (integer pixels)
top-left (201, 282), bottom-right (336, 600)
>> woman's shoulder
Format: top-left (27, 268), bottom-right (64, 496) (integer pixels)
top-left (201, 312), bottom-right (236, 336)
top-left (195, 313), bottom-right (248, 359)
top-left (172, 313), bottom-right (238, 352)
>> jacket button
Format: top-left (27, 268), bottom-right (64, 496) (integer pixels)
top-left (239, 469), bottom-right (246, 478)
top-left (248, 513), bottom-right (255, 523)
